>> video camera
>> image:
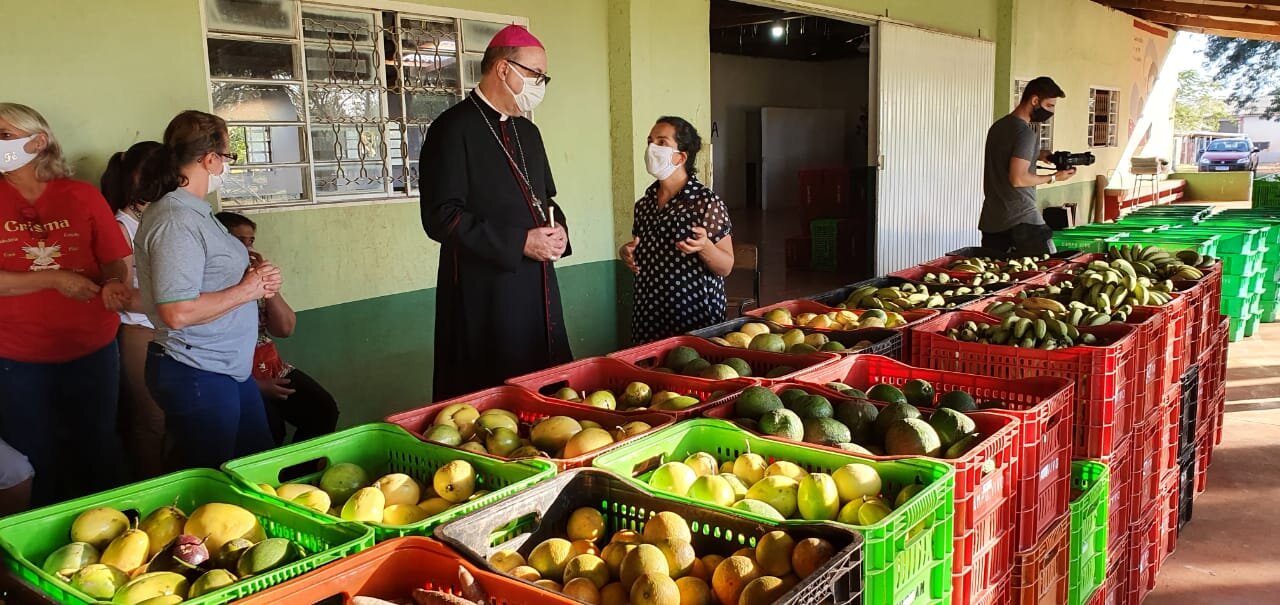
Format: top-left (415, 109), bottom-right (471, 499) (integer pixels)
top-left (1047, 151), bottom-right (1095, 172)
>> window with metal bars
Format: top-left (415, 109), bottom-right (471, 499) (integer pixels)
top-left (1012, 79), bottom-right (1054, 151)
top-left (1088, 88), bottom-right (1119, 148)
top-left (203, 0), bottom-right (515, 208)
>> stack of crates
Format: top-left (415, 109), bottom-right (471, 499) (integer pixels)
top-left (1051, 223), bottom-right (1136, 253)
top-left (1212, 209), bottom-right (1280, 323)
top-left (1172, 221), bottom-right (1270, 340)
top-left (1254, 174), bottom-right (1280, 210)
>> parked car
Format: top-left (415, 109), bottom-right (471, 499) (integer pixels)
top-left (1198, 137), bottom-right (1261, 172)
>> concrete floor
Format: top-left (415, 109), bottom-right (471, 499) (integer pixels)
top-left (1146, 320), bottom-right (1280, 604)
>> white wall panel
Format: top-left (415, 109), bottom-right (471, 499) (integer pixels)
top-left (876, 23), bottom-right (994, 274)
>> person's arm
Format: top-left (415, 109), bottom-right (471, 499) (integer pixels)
top-left (419, 118), bottom-right (528, 271)
top-left (100, 258), bottom-right (133, 311)
top-left (143, 219), bottom-right (278, 330)
top-left (263, 294), bottom-right (296, 338)
top-left (0, 271), bottom-right (97, 298)
top-left (544, 155), bottom-right (572, 260)
top-left (157, 266), bottom-right (277, 330)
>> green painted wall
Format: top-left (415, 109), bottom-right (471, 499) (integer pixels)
top-left (277, 260), bottom-right (624, 426)
top-left (1170, 172), bottom-right (1254, 202)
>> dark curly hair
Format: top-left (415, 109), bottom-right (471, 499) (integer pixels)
top-left (655, 116), bottom-right (702, 178)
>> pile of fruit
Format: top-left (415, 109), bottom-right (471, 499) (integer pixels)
top-left (551, 381), bottom-right (706, 413)
top-left (639, 344), bottom-right (798, 379)
top-left (984, 297), bottom-right (1119, 329)
top-left (728, 383), bottom-right (987, 459)
top-left (1106, 245), bottom-right (1215, 280)
top-left (940, 255), bottom-right (1056, 274)
top-left (705, 324), bottom-right (870, 355)
top-left (42, 502), bottom-right (304, 603)
top-left (761, 308), bottom-right (909, 331)
top-left (838, 282), bottom-right (994, 311)
top-left (420, 402), bottom-right (655, 460)
top-left (261, 461), bottom-right (480, 526)
top-left (938, 316), bottom-right (1109, 350)
top-left (640, 446), bottom-right (924, 528)
top-left (487, 508), bottom-right (838, 605)
top-left (918, 271), bottom-right (1006, 287)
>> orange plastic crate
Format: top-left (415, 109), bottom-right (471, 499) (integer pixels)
top-left (234, 537), bottom-right (575, 605)
top-left (1011, 512), bottom-right (1071, 605)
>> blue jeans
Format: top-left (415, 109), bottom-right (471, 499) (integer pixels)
top-left (145, 345), bottom-right (274, 472)
top-left (0, 343), bottom-right (127, 506)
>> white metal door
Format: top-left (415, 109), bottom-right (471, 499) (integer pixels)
top-left (875, 23), bottom-right (994, 274)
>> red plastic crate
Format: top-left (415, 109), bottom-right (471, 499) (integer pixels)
top-left (1129, 408), bottom-right (1162, 514)
top-left (1154, 386), bottom-right (1181, 478)
top-left (504, 357), bottom-right (753, 419)
top-left (703, 379), bottom-right (1018, 561)
top-left (953, 538), bottom-right (1013, 605)
top-left (1099, 550), bottom-right (1127, 605)
top-left (888, 264), bottom-right (1031, 285)
top-left (234, 537), bottom-right (576, 605)
top-left (1158, 467), bottom-right (1180, 563)
top-left (1178, 263), bottom-right (1222, 359)
top-left (384, 386), bottom-right (675, 470)
top-left (1011, 512), bottom-right (1071, 605)
top-left (910, 311), bottom-right (1139, 461)
top-left (745, 298), bottom-right (940, 330)
top-left (1126, 509), bottom-right (1161, 604)
top-left (919, 255), bottom-right (1068, 276)
top-left (606, 335), bottom-right (841, 382)
top-left (1193, 425), bottom-right (1213, 498)
top-left (796, 354), bottom-right (1074, 551)
top-left (1107, 437), bottom-right (1134, 555)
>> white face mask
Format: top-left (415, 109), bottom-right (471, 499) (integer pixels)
top-left (207, 158), bottom-right (226, 194)
top-left (506, 73), bottom-right (546, 115)
top-left (646, 143), bottom-right (682, 181)
top-left (0, 136), bottom-right (39, 174)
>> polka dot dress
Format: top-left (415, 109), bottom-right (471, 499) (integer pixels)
top-left (631, 178), bottom-right (733, 344)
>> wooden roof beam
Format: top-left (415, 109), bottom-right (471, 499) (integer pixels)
top-left (1097, 0), bottom-right (1280, 22)
top-left (1127, 9), bottom-right (1280, 37)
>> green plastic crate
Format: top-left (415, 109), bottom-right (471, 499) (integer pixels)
top-left (0, 469), bottom-right (373, 605)
top-left (1222, 274), bottom-right (1265, 300)
top-left (1068, 461), bottom-right (1109, 605)
top-left (593, 418), bottom-right (955, 605)
top-left (1112, 233), bottom-right (1220, 257)
top-left (1221, 250), bottom-right (1266, 276)
top-left (1053, 232), bottom-right (1126, 254)
top-left (1173, 226), bottom-right (1267, 255)
top-left (222, 423), bottom-right (557, 541)
top-left (1254, 177), bottom-right (1280, 208)
top-left (1202, 218), bottom-right (1280, 250)
top-left (1245, 313), bottom-right (1263, 337)
top-left (1261, 300), bottom-right (1278, 323)
top-left (1228, 313), bottom-right (1257, 341)
top-left (811, 218), bottom-right (841, 272)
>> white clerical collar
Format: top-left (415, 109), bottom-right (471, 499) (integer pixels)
top-left (473, 87), bottom-right (510, 121)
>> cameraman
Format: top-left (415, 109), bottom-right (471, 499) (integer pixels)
top-left (980, 76), bottom-right (1076, 256)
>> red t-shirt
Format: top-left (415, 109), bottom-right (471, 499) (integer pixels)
top-left (0, 178), bottom-right (131, 363)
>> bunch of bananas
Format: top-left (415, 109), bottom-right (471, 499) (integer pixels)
top-left (1107, 244), bottom-right (1215, 281)
top-left (922, 271), bottom-right (1009, 286)
top-left (941, 316), bottom-right (1102, 350)
top-left (840, 282), bottom-right (993, 311)
top-left (986, 297), bottom-right (1129, 328)
top-left (1071, 259), bottom-right (1178, 310)
top-left (947, 254), bottom-right (1054, 274)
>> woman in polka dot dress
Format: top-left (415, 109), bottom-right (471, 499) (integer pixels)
top-left (621, 117), bottom-right (735, 344)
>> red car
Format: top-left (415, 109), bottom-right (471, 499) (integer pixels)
top-left (1198, 137), bottom-right (1261, 172)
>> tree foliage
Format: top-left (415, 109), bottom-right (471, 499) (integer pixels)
top-left (1173, 70), bottom-right (1234, 132)
top-left (1204, 36), bottom-right (1280, 119)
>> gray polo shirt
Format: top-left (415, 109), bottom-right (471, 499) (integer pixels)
top-left (980, 114), bottom-right (1043, 233)
top-left (135, 189), bottom-right (257, 381)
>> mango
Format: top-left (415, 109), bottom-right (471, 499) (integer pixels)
top-left (319, 463), bottom-right (369, 504)
top-left (275, 483), bottom-right (319, 501)
top-left (291, 489), bottom-right (332, 514)
top-left (341, 487), bottom-right (385, 523)
top-left (433, 460), bottom-right (475, 504)
top-left (71, 507), bottom-right (129, 551)
top-left (373, 473), bottom-right (421, 507)
top-left (185, 503), bottom-right (265, 553)
top-left (531, 416), bottom-right (582, 452)
top-left (189, 569), bottom-right (237, 597)
top-left (383, 503), bottom-right (428, 525)
top-left (212, 538), bottom-right (254, 571)
top-left (236, 538), bottom-right (304, 578)
top-left (71, 563), bottom-right (128, 599)
top-left (42, 542), bottom-right (99, 579)
top-left (138, 506), bottom-right (186, 559)
top-left (101, 529), bottom-right (150, 574)
top-left (110, 571), bottom-right (188, 605)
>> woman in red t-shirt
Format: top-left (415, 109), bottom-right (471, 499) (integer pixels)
top-left (0, 103), bottom-right (131, 505)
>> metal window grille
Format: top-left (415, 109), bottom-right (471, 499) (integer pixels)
top-left (1088, 87), bottom-right (1119, 148)
top-left (1012, 79), bottom-right (1055, 151)
top-left (203, 0), bottom-right (510, 208)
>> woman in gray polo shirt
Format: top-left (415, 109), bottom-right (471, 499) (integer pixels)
top-left (134, 110), bottom-right (281, 471)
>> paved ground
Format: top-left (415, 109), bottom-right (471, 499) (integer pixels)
top-left (1146, 319), bottom-right (1280, 604)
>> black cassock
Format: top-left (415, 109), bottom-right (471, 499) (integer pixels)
top-left (420, 93), bottom-right (573, 400)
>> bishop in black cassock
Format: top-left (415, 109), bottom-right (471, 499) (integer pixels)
top-left (419, 26), bottom-right (573, 400)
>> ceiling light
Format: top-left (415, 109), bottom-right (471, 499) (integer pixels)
top-left (771, 24), bottom-right (784, 39)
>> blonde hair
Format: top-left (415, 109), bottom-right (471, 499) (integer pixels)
top-left (0, 103), bottom-right (71, 180)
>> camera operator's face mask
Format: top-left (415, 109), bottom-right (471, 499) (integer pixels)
top-left (1030, 99), bottom-right (1055, 123)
